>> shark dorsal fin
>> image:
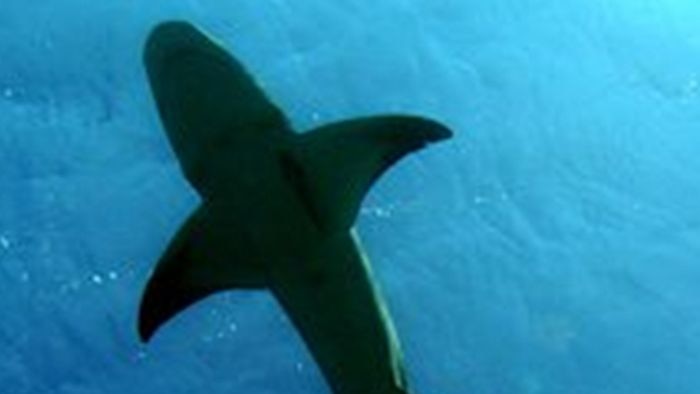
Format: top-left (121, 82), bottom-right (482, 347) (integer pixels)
top-left (290, 116), bottom-right (452, 232)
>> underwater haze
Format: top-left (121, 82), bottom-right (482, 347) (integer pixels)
top-left (3, 1), bottom-right (700, 393)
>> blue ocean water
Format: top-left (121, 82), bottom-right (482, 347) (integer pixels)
top-left (3, 1), bottom-right (700, 393)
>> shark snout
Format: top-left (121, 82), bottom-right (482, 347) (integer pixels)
top-left (144, 21), bottom-right (218, 67)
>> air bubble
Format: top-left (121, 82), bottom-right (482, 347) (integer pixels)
top-left (375, 207), bottom-right (391, 218)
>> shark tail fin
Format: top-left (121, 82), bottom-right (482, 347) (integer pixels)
top-left (138, 205), bottom-right (266, 342)
top-left (287, 115), bottom-right (452, 232)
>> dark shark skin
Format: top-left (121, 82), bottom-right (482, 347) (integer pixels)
top-left (137, 21), bottom-right (452, 394)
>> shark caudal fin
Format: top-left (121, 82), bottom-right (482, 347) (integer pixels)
top-left (283, 116), bottom-right (452, 232)
top-left (138, 206), bottom-right (266, 342)
top-left (143, 21), bottom-right (292, 197)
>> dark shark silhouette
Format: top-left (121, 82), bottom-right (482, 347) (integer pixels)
top-left (137, 21), bottom-right (452, 394)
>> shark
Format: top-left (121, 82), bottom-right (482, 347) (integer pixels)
top-left (137, 21), bottom-right (452, 394)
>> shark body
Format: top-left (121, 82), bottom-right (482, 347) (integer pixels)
top-left (138, 21), bottom-right (452, 394)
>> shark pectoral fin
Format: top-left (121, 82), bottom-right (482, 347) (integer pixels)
top-left (138, 205), bottom-right (265, 342)
top-left (144, 21), bottom-right (290, 196)
top-left (292, 115), bottom-right (452, 231)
